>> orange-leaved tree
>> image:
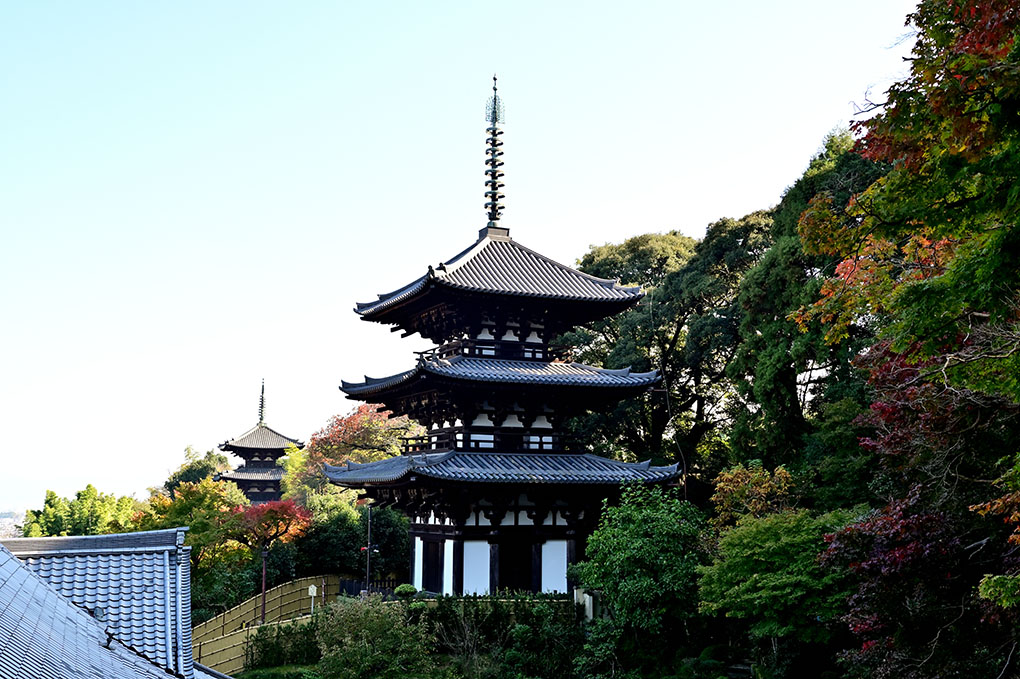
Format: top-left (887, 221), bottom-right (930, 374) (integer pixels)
top-left (228, 500), bottom-right (312, 622)
top-left (282, 404), bottom-right (421, 504)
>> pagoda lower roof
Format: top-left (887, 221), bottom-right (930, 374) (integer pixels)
top-left (221, 422), bottom-right (303, 451)
top-left (324, 451), bottom-right (679, 485)
top-left (341, 355), bottom-right (660, 397)
top-left (217, 465), bottom-right (284, 482)
top-left (355, 226), bottom-right (643, 318)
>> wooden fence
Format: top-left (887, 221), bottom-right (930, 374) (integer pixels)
top-left (193, 614), bottom-right (313, 676)
top-left (192, 575), bottom-right (399, 645)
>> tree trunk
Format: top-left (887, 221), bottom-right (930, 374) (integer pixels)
top-left (260, 547), bottom-right (268, 624)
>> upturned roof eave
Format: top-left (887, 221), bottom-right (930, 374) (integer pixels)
top-left (220, 423), bottom-right (304, 451)
top-left (322, 452), bottom-right (680, 486)
top-left (339, 358), bottom-right (661, 399)
top-left (353, 234), bottom-right (645, 320)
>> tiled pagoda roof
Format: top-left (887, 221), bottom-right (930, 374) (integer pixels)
top-left (217, 465), bottom-right (285, 482)
top-left (325, 451), bottom-right (679, 485)
top-left (221, 422), bottom-right (303, 451)
top-left (355, 227), bottom-right (644, 318)
top-left (0, 529), bottom-right (194, 679)
top-left (342, 355), bottom-right (659, 397)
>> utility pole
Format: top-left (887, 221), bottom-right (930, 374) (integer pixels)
top-left (365, 504), bottom-right (372, 590)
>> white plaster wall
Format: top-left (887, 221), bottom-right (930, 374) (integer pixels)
top-left (463, 541), bottom-right (490, 594)
top-left (443, 540), bottom-right (454, 595)
top-left (542, 540), bottom-right (568, 593)
top-left (413, 537), bottom-right (423, 591)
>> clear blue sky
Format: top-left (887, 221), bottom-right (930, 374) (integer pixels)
top-left (0, 1), bottom-right (917, 513)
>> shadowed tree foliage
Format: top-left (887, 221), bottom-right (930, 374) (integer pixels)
top-left (727, 131), bottom-right (886, 470)
top-left (565, 216), bottom-right (769, 472)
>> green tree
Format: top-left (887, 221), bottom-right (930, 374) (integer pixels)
top-left (797, 1), bottom-right (1020, 402)
top-left (22, 485), bottom-right (139, 537)
top-left (573, 485), bottom-right (709, 633)
top-left (710, 461), bottom-right (793, 528)
top-left (134, 476), bottom-right (249, 570)
top-left (728, 131), bottom-right (884, 468)
top-left (699, 510), bottom-right (852, 643)
top-left (163, 446), bottom-right (231, 495)
top-left (567, 217), bottom-right (768, 469)
top-left (291, 493), bottom-right (410, 581)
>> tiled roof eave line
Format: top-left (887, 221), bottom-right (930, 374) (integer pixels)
top-left (341, 368), bottom-right (658, 397)
top-left (431, 276), bottom-right (644, 301)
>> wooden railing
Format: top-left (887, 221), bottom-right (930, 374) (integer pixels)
top-left (401, 429), bottom-right (573, 455)
top-left (415, 339), bottom-right (571, 362)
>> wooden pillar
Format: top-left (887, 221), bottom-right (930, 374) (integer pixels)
top-left (531, 540), bottom-right (543, 593)
top-left (452, 536), bottom-right (465, 595)
top-left (566, 526), bottom-right (580, 589)
top-left (409, 534), bottom-right (416, 588)
top-left (488, 540), bottom-right (500, 594)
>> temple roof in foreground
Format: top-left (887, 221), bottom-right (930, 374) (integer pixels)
top-left (324, 451), bottom-right (679, 485)
top-left (221, 422), bottom-right (303, 451)
top-left (2, 528), bottom-right (193, 678)
top-left (355, 226), bottom-right (644, 318)
top-left (342, 355), bottom-right (659, 397)
top-left (0, 540), bottom-right (186, 679)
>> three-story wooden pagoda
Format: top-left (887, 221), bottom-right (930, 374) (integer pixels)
top-left (217, 383), bottom-right (303, 504)
top-left (325, 78), bottom-right (679, 594)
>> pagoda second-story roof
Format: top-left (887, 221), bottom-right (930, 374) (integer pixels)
top-left (355, 226), bottom-right (644, 319)
top-left (217, 465), bottom-right (285, 482)
top-left (324, 451), bottom-right (679, 485)
top-left (221, 422), bottom-right (303, 451)
top-left (341, 355), bottom-right (659, 398)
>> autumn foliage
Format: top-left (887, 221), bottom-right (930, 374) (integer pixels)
top-left (228, 500), bottom-right (311, 551)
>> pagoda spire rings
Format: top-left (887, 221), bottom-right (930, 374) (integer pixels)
top-left (485, 75), bottom-right (506, 226)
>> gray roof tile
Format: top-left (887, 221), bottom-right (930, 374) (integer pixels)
top-left (0, 543), bottom-right (179, 679)
top-left (2, 528), bottom-right (193, 678)
top-left (217, 466), bottom-right (284, 482)
top-left (342, 356), bottom-right (659, 396)
top-left (325, 451), bottom-right (679, 485)
top-left (221, 423), bottom-right (302, 451)
top-left (356, 231), bottom-right (643, 316)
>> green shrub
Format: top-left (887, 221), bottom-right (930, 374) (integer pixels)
top-left (395, 583), bottom-right (418, 599)
top-left (237, 667), bottom-right (321, 679)
top-left (245, 618), bottom-right (322, 671)
top-left (417, 594), bottom-right (582, 679)
top-left (316, 595), bottom-right (445, 679)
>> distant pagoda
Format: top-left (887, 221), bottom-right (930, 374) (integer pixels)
top-left (217, 382), bottom-right (303, 504)
top-left (325, 78), bottom-right (679, 594)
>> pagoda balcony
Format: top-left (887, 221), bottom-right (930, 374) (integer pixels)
top-left (401, 428), bottom-right (574, 455)
top-left (415, 339), bottom-right (571, 363)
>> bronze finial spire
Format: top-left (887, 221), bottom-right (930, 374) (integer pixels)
top-left (484, 75), bottom-right (505, 227)
top-left (258, 379), bottom-right (265, 424)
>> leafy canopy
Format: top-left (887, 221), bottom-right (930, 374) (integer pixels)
top-left (699, 509), bottom-right (853, 643)
top-left (572, 485), bottom-right (710, 634)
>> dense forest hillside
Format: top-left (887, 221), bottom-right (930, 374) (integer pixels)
top-left (562, 2), bottom-right (1020, 676)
